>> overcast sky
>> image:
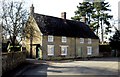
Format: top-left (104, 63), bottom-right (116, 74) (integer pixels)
top-left (25, 0), bottom-right (120, 21)
top-left (1, 0), bottom-right (119, 21)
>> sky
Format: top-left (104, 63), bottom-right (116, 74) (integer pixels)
top-left (25, 0), bottom-right (119, 20)
top-left (1, 0), bottom-right (119, 24)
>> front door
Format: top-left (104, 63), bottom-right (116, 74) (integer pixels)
top-left (36, 44), bottom-right (42, 59)
top-left (77, 47), bottom-right (82, 57)
top-left (36, 45), bottom-right (39, 58)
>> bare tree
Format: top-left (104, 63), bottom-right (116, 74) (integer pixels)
top-left (23, 15), bottom-right (42, 58)
top-left (23, 17), bottom-right (35, 58)
top-left (1, 0), bottom-right (28, 51)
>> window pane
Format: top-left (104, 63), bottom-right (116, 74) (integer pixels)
top-left (61, 46), bottom-right (67, 55)
top-left (80, 38), bottom-right (84, 43)
top-left (48, 35), bottom-right (53, 42)
top-left (48, 45), bottom-right (54, 56)
top-left (62, 37), bottom-right (67, 42)
top-left (88, 38), bottom-right (91, 44)
top-left (87, 46), bottom-right (92, 55)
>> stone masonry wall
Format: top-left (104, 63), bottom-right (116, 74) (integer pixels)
top-left (2, 51), bottom-right (26, 73)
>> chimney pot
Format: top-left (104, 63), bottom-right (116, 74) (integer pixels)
top-left (61, 12), bottom-right (66, 20)
top-left (30, 4), bottom-right (34, 16)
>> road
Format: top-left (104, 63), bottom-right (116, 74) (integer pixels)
top-left (16, 58), bottom-right (119, 77)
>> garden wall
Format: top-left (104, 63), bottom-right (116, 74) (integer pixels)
top-left (2, 51), bottom-right (26, 73)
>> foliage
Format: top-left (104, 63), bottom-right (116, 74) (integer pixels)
top-left (10, 45), bottom-right (21, 52)
top-left (99, 44), bottom-right (112, 57)
top-left (71, 2), bottom-right (94, 24)
top-left (71, 1), bottom-right (113, 42)
top-left (92, 2), bottom-right (113, 42)
top-left (109, 30), bottom-right (120, 51)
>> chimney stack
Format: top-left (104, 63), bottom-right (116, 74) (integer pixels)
top-left (81, 16), bottom-right (86, 23)
top-left (61, 12), bottom-right (66, 20)
top-left (81, 16), bottom-right (89, 25)
top-left (30, 4), bottom-right (34, 16)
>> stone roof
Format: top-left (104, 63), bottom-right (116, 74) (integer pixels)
top-left (33, 13), bottom-right (99, 39)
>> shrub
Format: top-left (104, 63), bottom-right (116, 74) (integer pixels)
top-left (10, 45), bottom-right (21, 51)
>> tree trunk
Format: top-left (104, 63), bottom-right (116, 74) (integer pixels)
top-left (96, 18), bottom-right (99, 36)
top-left (12, 35), bottom-right (16, 52)
top-left (96, 11), bottom-right (100, 36)
top-left (101, 19), bottom-right (104, 43)
top-left (30, 35), bottom-right (33, 58)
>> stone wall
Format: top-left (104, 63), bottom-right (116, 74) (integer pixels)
top-left (2, 51), bottom-right (26, 73)
top-left (42, 36), bottom-right (99, 59)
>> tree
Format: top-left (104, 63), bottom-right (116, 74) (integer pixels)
top-left (71, 1), bottom-right (113, 43)
top-left (1, 1), bottom-right (28, 51)
top-left (23, 16), bottom-right (37, 58)
top-left (92, 2), bottom-right (113, 42)
top-left (71, 2), bottom-right (94, 24)
top-left (109, 29), bottom-right (120, 56)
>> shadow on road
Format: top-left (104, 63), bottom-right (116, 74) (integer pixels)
top-left (2, 58), bottom-right (119, 77)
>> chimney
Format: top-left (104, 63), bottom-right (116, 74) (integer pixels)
top-left (81, 16), bottom-right (89, 25)
top-left (61, 12), bottom-right (66, 20)
top-left (30, 4), bottom-right (34, 16)
top-left (81, 16), bottom-right (86, 23)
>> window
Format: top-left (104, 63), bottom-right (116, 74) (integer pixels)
top-left (80, 38), bottom-right (84, 43)
top-left (60, 46), bottom-right (68, 55)
top-left (47, 45), bottom-right (54, 56)
top-left (87, 46), bottom-right (92, 55)
top-left (48, 35), bottom-right (53, 42)
top-left (62, 36), bottom-right (67, 43)
top-left (88, 38), bottom-right (91, 44)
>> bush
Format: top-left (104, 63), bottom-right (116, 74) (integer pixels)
top-left (10, 46), bottom-right (21, 51)
top-left (99, 45), bottom-right (112, 57)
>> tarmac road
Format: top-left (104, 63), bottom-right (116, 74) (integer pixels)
top-left (15, 58), bottom-right (119, 77)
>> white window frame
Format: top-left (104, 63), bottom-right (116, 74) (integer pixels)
top-left (80, 38), bottom-right (84, 43)
top-left (47, 45), bottom-right (54, 56)
top-left (62, 36), bottom-right (67, 43)
top-left (87, 46), bottom-right (92, 55)
top-left (60, 46), bottom-right (68, 55)
top-left (48, 35), bottom-right (53, 42)
top-left (88, 38), bottom-right (92, 44)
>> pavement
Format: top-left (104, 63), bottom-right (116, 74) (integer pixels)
top-left (13, 57), bottom-right (119, 77)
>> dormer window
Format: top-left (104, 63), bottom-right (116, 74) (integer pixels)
top-left (48, 35), bottom-right (53, 42)
top-left (88, 38), bottom-right (91, 44)
top-left (80, 38), bottom-right (84, 43)
top-left (62, 36), bottom-right (67, 43)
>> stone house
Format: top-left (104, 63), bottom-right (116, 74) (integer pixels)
top-left (23, 5), bottom-right (99, 59)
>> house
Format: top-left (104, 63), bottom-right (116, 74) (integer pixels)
top-left (23, 5), bottom-right (99, 60)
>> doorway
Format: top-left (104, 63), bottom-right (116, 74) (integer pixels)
top-left (77, 47), bottom-right (82, 57)
top-left (36, 44), bottom-right (42, 59)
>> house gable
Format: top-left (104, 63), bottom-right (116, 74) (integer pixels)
top-left (24, 16), bottom-right (43, 44)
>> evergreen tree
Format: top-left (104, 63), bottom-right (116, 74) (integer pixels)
top-left (109, 30), bottom-right (120, 56)
top-left (71, 2), bottom-right (93, 24)
top-left (92, 2), bottom-right (113, 42)
top-left (71, 1), bottom-right (113, 43)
